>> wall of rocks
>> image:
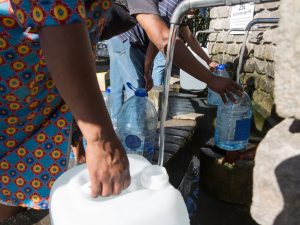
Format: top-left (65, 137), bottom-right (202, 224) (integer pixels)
top-left (207, 2), bottom-right (281, 134)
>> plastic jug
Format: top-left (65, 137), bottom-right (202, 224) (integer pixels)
top-left (214, 92), bottom-right (252, 151)
top-left (50, 154), bottom-right (190, 225)
top-left (117, 83), bottom-right (158, 161)
top-left (207, 64), bottom-right (230, 106)
top-left (179, 47), bottom-right (208, 91)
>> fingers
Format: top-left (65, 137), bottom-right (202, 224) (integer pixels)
top-left (90, 179), bottom-right (102, 198)
top-left (101, 181), bottom-right (113, 197)
top-left (220, 92), bottom-right (227, 104)
top-left (90, 170), bottom-right (131, 197)
top-left (225, 90), bottom-right (237, 103)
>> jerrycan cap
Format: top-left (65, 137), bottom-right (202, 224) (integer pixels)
top-left (134, 88), bottom-right (147, 97)
top-left (141, 165), bottom-right (169, 190)
top-left (216, 64), bottom-right (226, 70)
top-left (105, 87), bottom-right (111, 94)
top-left (127, 82), bottom-right (148, 97)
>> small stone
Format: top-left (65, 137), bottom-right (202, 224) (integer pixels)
top-left (208, 33), bottom-right (218, 42)
top-left (255, 59), bottom-right (268, 75)
top-left (210, 18), bottom-right (230, 30)
top-left (249, 31), bottom-right (263, 44)
top-left (210, 6), bottom-right (231, 19)
top-left (227, 43), bottom-right (242, 56)
top-left (253, 90), bottom-right (274, 117)
top-left (244, 58), bottom-right (255, 73)
top-left (263, 28), bottom-right (279, 44)
top-left (254, 9), bottom-right (280, 19)
top-left (212, 43), bottom-right (225, 54)
top-left (259, 75), bottom-right (274, 95)
top-left (254, 45), bottom-right (264, 60)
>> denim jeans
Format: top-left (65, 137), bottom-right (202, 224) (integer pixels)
top-left (152, 51), bottom-right (166, 86)
top-left (107, 37), bottom-right (145, 123)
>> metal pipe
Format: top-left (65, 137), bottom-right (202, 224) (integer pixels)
top-left (245, 18), bottom-right (279, 30)
top-left (170, 0), bottom-right (280, 25)
top-left (236, 18), bottom-right (279, 82)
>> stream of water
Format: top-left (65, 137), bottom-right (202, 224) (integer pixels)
top-left (158, 24), bottom-right (180, 166)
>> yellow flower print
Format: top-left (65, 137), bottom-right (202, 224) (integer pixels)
top-left (16, 191), bottom-right (25, 200)
top-left (15, 177), bottom-right (26, 187)
top-left (17, 147), bottom-right (27, 157)
top-left (1, 175), bottom-right (10, 184)
top-left (8, 102), bottom-right (21, 111)
top-left (50, 149), bottom-right (62, 160)
top-left (5, 127), bottom-right (17, 136)
top-left (6, 116), bottom-right (18, 125)
top-left (35, 133), bottom-right (47, 143)
top-left (5, 140), bottom-right (16, 148)
top-left (16, 162), bottom-right (27, 172)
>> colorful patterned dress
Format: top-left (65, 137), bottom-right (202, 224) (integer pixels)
top-left (0, 0), bottom-right (112, 209)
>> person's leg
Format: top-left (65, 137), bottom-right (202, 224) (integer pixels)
top-left (107, 37), bottom-right (126, 122)
top-left (122, 40), bottom-right (146, 99)
top-left (152, 51), bottom-right (166, 86)
top-left (0, 204), bottom-right (26, 222)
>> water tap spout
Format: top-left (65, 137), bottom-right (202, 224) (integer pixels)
top-left (170, 0), bottom-right (280, 25)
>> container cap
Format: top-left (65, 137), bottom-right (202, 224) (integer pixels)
top-left (135, 88), bottom-right (147, 97)
top-left (126, 82), bottom-right (147, 97)
top-left (105, 87), bottom-right (111, 94)
top-left (216, 64), bottom-right (226, 70)
top-left (140, 165), bottom-right (169, 190)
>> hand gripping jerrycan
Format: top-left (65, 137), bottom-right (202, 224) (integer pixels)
top-left (50, 154), bottom-right (190, 225)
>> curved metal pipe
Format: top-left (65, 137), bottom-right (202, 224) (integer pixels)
top-left (236, 18), bottom-right (279, 83)
top-left (245, 18), bottom-right (279, 30)
top-left (170, 0), bottom-right (280, 25)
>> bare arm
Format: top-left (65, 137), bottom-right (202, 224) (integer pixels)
top-left (136, 14), bottom-right (242, 102)
top-left (180, 26), bottom-right (213, 66)
top-left (38, 22), bottom-right (130, 197)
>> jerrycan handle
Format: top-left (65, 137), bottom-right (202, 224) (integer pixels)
top-left (127, 82), bottom-right (137, 91)
top-left (127, 82), bottom-right (148, 97)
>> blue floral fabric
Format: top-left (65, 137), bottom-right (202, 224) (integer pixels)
top-left (0, 0), bottom-right (112, 209)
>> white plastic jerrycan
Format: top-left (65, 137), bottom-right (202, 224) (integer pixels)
top-left (50, 154), bottom-right (190, 225)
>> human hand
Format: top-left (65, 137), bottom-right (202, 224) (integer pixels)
top-left (85, 134), bottom-right (130, 197)
top-left (208, 61), bottom-right (219, 72)
top-left (208, 75), bottom-right (243, 104)
top-left (144, 72), bottom-right (154, 91)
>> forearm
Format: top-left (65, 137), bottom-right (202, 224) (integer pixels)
top-left (39, 22), bottom-right (114, 143)
top-left (180, 26), bottom-right (212, 65)
top-left (173, 38), bottom-right (212, 84)
top-left (136, 14), bottom-right (213, 86)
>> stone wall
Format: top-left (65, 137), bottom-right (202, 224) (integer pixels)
top-left (207, 2), bottom-right (281, 134)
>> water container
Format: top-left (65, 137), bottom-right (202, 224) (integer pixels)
top-left (117, 83), bottom-right (158, 161)
top-left (103, 86), bottom-right (111, 115)
top-left (207, 64), bottom-right (230, 106)
top-left (50, 154), bottom-right (190, 225)
top-left (179, 47), bottom-right (208, 91)
top-left (214, 92), bottom-right (252, 150)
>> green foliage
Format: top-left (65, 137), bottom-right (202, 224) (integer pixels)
top-left (184, 8), bottom-right (211, 47)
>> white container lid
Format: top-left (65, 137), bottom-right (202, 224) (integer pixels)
top-left (180, 47), bottom-right (209, 91)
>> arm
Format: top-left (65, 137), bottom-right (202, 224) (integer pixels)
top-left (144, 41), bottom-right (159, 91)
top-left (136, 14), bottom-right (242, 102)
top-left (38, 22), bottom-right (130, 197)
top-left (180, 25), bottom-right (218, 68)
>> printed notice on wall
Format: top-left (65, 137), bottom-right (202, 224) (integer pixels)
top-left (230, 3), bottom-right (255, 34)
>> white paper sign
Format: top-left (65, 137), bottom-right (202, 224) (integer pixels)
top-left (230, 3), bottom-right (255, 34)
